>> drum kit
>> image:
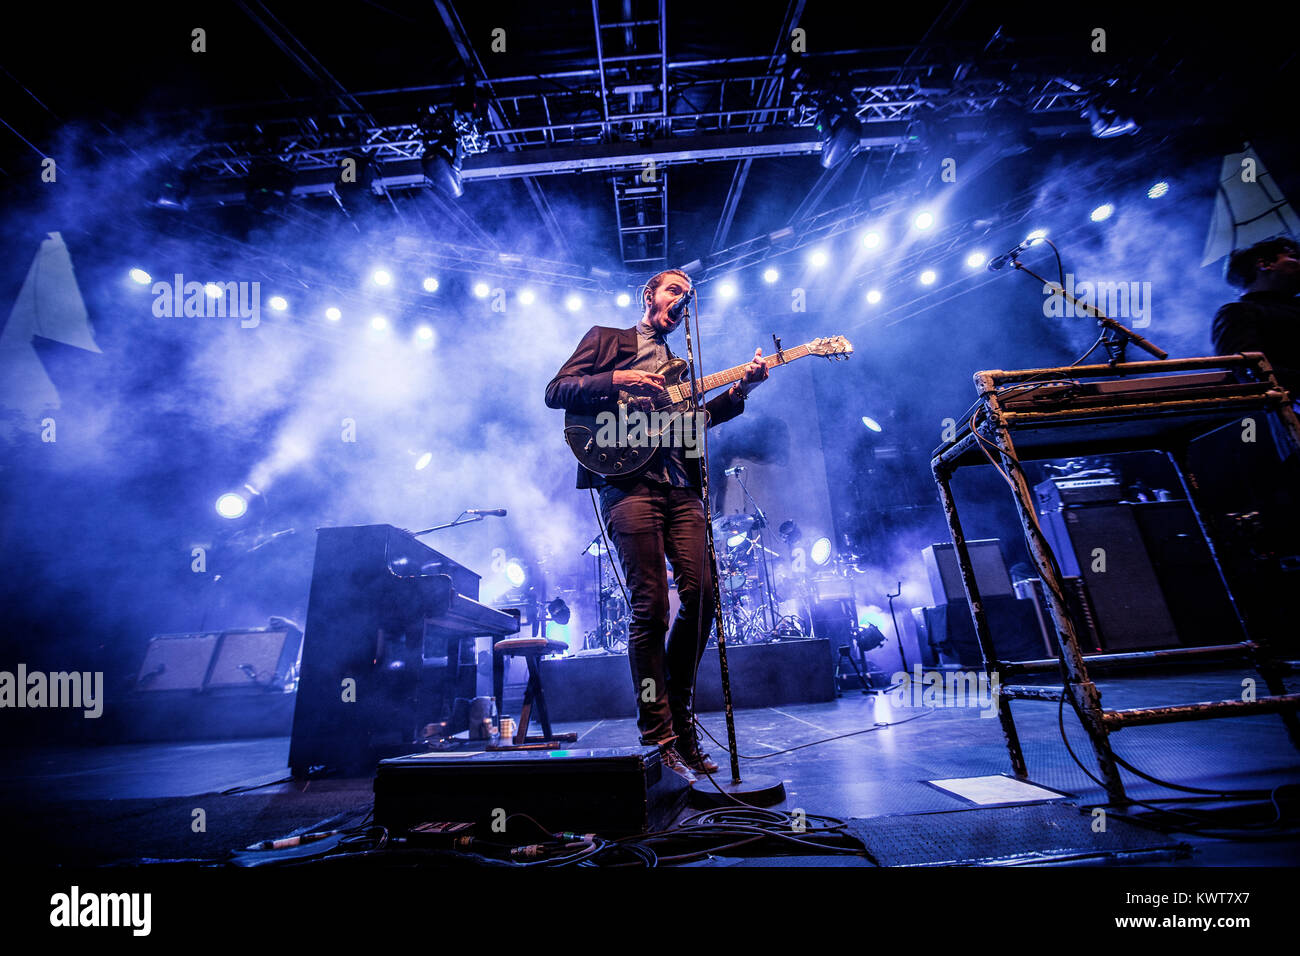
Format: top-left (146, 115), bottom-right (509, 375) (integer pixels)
top-left (580, 510), bottom-right (812, 650)
top-left (711, 512), bottom-right (786, 644)
top-left (580, 536), bottom-right (631, 652)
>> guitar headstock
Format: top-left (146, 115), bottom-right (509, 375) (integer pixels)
top-left (808, 335), bottom-right (853, 360)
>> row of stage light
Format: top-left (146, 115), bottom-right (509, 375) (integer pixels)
top-left (126, 186), bottom-right (1169, 339)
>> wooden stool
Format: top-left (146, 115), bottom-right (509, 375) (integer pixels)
top-left (493, 638), bottom-right (578, 747)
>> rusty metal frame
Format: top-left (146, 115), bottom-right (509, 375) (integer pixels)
top-left (930, 353), bottom-right (1300, 804)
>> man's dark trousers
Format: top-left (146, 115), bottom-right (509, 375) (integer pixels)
top-left (600, 480), bottom-right (715, 746)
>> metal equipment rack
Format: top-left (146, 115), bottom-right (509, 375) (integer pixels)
top-left (930, 353), bottom-right (1300, 803)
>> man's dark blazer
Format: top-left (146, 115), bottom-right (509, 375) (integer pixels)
top-left (545, 324), bottom-right (746, 488)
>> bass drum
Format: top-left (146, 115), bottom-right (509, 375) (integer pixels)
top-left (718, 554), bottom-right (756, 595)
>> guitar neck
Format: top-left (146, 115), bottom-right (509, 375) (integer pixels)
top-left (667, 343), bottom-right (816, 403)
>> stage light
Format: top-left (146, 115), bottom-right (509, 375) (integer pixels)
top-left (808, 248), bottom-right (829, 269)
top-left (861, 230), bottom-right (882, 249)
top-left (205, 282), bottom-right (222, 298)
top-left (547, 597), bottom-right (571, 625)
top-left (810, 537), bottom-right (832, 566)
top-left (966, 251), bottom-right (987, 269)
top-left (472, 281), bottom-right (490, 298)
top-left (1148, 181), bottom-right (1169, 199)
top-left (129, 268), bottom-right (151, 284)
top-left (816, 105), bottom-right (862, 169)
top-left (616, 292), bottom-right (631, 307)
top-left (423, 277), bottom-right (440, 292)
top-left (718, 280), bottom-right (738, 300)
top-left (372, 269), bottom-right (392, 286)
top-left (861, 416), bottom-right (882, 432)
top-left (1025, 228), bottom-right (1049, 243)
top-left (370, 315), bottom-right (389, 331)
top-left (1083, 98), bottom-right (1138, 138)
top-left (215, 493), bottom-right (247, 519)
top-left (415, 452), bottom-right (433, 470)
top-left (415, 324), bottom-right (436, 347)
top-left (420, 109), bottom-right (465, 199)
top-left (151, 168), bottom-right (192, 209)
top-left (913, 210), bottom-right (935, 230)
top-left (335, 152), bottom-right (376, 212)
top-left (325, 307), bottom-right (342, 321)
top-left (856, 621), bottom-right (888, 653)
top-left (919, 270), bottom-right (937, 285)
top-left (865, 289), bottom-right (882, 305)
top-left (519, 289), bottom-right (536, 306)
top-left (763, 268), bottom-right (779, 284)
top-left (269, 296), bottom-right (288, 311)
top-left (778, 520), bottom-right (802, 546)
top-left (505, 559), bottom-right (527, 588)
top-left (245, 161), bottom-right (296, 213)
top-left (1090, 203), bottom-right (1114, 222)
top-left (566, 294), bottom-right (583, 312)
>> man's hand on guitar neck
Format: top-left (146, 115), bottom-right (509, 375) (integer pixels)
top-left (730, 347), bottom-right (770, 400)
top-left (612, 369), bottom-right (667, 394)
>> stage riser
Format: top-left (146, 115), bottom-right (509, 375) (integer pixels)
top-left (539, 639), bottom-right (834, 722)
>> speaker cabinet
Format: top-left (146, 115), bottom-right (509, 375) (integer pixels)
top-left (922, 540), bottom-right (1014, 605)
top-left (135, 632), bottom-right (221, 691)
top-left (1038, 499), bottom-right (1242, 650)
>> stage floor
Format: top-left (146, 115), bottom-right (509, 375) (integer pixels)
top-left (3, 668), bottom-right (1297, 867)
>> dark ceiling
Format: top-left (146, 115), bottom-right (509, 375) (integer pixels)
top-left (1, 1), bottom-right (1294, 278)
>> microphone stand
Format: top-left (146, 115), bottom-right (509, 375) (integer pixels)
top-left (412, 512), bottom-right (492, 536)
top-left (681, 295), bottom-right (785, 807)
top-left (1008, 256), bottom-right (1167, 364)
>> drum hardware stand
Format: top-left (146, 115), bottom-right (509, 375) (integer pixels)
top-left (680, 298), bottom-right (785, 807)
top-left (727, 469), bottom-right (783, 638)
top-left (580, 531), bottom-right (626, 652)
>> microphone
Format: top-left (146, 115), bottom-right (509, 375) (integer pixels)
top-left (668, 288), bottom-right (694, 321)
top-left (724, 466), bottom-right (745, 476)
top-left (467, 509), bottom-right (507, 517)
top-left (986, 240), bottom-right (1031, 272)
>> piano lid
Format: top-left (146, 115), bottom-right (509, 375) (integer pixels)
top-left (313, 524), bottom-right (483, 600)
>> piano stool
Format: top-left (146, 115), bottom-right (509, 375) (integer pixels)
top-left (492, 638), bottom-right (579, 748)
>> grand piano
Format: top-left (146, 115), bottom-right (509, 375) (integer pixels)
top-left (289, 525), bottom-right (519, 776)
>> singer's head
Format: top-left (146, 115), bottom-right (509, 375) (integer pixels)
top-left (641, 268), bottom-right (693, 334)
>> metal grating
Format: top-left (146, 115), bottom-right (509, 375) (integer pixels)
top-left (846, 803), bottom-right (1182, 866)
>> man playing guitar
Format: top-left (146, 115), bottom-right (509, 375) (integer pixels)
top-left (544, 268), bottom-right (768, 782)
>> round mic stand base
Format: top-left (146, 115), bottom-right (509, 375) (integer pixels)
top-left (688, 772), bottom-right (787, 808)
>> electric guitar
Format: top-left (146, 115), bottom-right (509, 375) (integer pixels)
top-left (563, 335), bottom-right (853, 477)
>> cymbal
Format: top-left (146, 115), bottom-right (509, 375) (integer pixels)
top-left (712, 513), bottom-right (756, 535)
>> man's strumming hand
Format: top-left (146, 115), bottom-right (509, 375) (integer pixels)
top-left (612, 369), bottom-right (667, 394)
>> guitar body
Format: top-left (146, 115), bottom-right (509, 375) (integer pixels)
top-left (563, 357), bottom-right (706, 478)
top-left (560, 334), bottom-right (852, 477)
